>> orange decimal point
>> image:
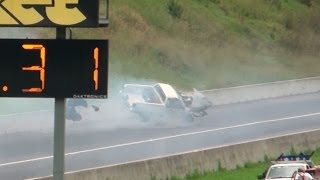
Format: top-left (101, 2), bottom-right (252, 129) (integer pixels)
top-left (2, 86), bottom-right (8, 92)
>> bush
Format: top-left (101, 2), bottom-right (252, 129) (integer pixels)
top-left (300, 0), bottom-right (312, 7)
top-left (167, 0), bottom-right (183, 19)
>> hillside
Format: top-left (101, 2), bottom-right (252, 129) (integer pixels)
top-left (62, 0), bottom-right (320, 91)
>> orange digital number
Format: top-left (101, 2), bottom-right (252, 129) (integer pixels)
top-left (93, 47), bottom-right (99, 90)
top-left (22, 44), bottom-right (46, 93)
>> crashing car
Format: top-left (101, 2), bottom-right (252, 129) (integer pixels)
top-left (258, 152), bottom-right (315, 180)
top-left (178, 88), bottom-right (213, 117)
top-left (120, 83), bottom-right (212, 124)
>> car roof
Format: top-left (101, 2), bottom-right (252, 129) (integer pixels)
top-left (155, 83), bottom-right (179, 98)
top-left (123, 84), bottom-right (152, 88)
top-left (270, 159), bottom-right (314, 165)
top-left (270, 163), bottom-right (307, 167)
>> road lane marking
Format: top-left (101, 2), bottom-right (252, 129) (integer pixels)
top-left (0, 156), bottom-right (53, 167)
top-left (0, 110), bottom-right (52, 117)
top-left (1, 111), bottom-right (320, 167)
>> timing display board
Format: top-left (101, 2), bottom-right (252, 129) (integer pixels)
top-left (0, 39), bottom-right (108, 98)
top-left (0, 0), bottom-right (99, 27)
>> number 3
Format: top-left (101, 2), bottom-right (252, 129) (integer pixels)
top-left (22, 44), bottom-right (46, 93)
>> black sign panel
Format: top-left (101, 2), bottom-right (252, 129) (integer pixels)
top-left (0, 39), bottom-right (108, 98)
top-left (0, 0), bottom-right (99, 27)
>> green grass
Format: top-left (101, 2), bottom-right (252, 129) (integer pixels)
top-left (98, 0), bottom-right (320, 90)
top-left (34, 0), bottom-right (313, 92)
top-left (184, 162), bottom-right (268, 180)
top-left (35, 0), bottom-right (320, 90)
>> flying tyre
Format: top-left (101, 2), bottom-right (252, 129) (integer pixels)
top-left (66, 99), bottom-right (88, 121)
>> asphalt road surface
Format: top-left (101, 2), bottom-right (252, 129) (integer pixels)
top-left (1, 92), bottom-right (320, 179)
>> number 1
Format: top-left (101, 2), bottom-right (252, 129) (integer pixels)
top-left (93, 47), bottom-right (99, 90)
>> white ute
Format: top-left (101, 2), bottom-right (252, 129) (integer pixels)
top-left (258, 152), bottom-right (315, 180)
top-left (120, 83), bottom-right (211, 124)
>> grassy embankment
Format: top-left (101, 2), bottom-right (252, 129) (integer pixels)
top-left (65, 0), bottom-right (320, 92)
top-left (12, 0), bottom-right (320, 95)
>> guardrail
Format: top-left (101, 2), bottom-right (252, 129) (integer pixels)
top-left (201, 76), bottom-right (320, 106)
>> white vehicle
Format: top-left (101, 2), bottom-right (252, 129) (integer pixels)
top-left (261, 163), bottom-right (311, 180)
top-left (258, 153), bottom-right (315, 180)
top-left (120, 83), bottom-right (212, 124)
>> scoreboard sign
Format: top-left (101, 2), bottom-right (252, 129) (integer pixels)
top-left (0, 39), bottom-right (108, 98)
top-left (0, 0), bottom-right (99, 27)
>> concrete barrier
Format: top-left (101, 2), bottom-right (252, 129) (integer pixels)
top-left (30, 129), bottom-right (320, 180)
top-left (202, 76), bottom-right (320, 106)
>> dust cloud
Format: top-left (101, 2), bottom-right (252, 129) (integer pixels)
top-left (69, 77), bottom-right (161, 131)
top-left (0, 76), bottom-right (162, 134)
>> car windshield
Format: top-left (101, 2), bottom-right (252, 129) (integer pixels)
top-left (267, 165), bottom-right (304, 179)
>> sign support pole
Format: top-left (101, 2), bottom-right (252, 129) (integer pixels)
top-left (53, 27), bottom-right (67, 180)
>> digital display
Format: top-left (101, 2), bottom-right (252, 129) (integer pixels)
top-left (0, 0), bottom-right (99, 27)
top-left (0, 39), bottom-right (108, 98)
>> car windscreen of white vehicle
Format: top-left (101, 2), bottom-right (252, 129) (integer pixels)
top-left (267, 164), bottom-right (305, 179)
